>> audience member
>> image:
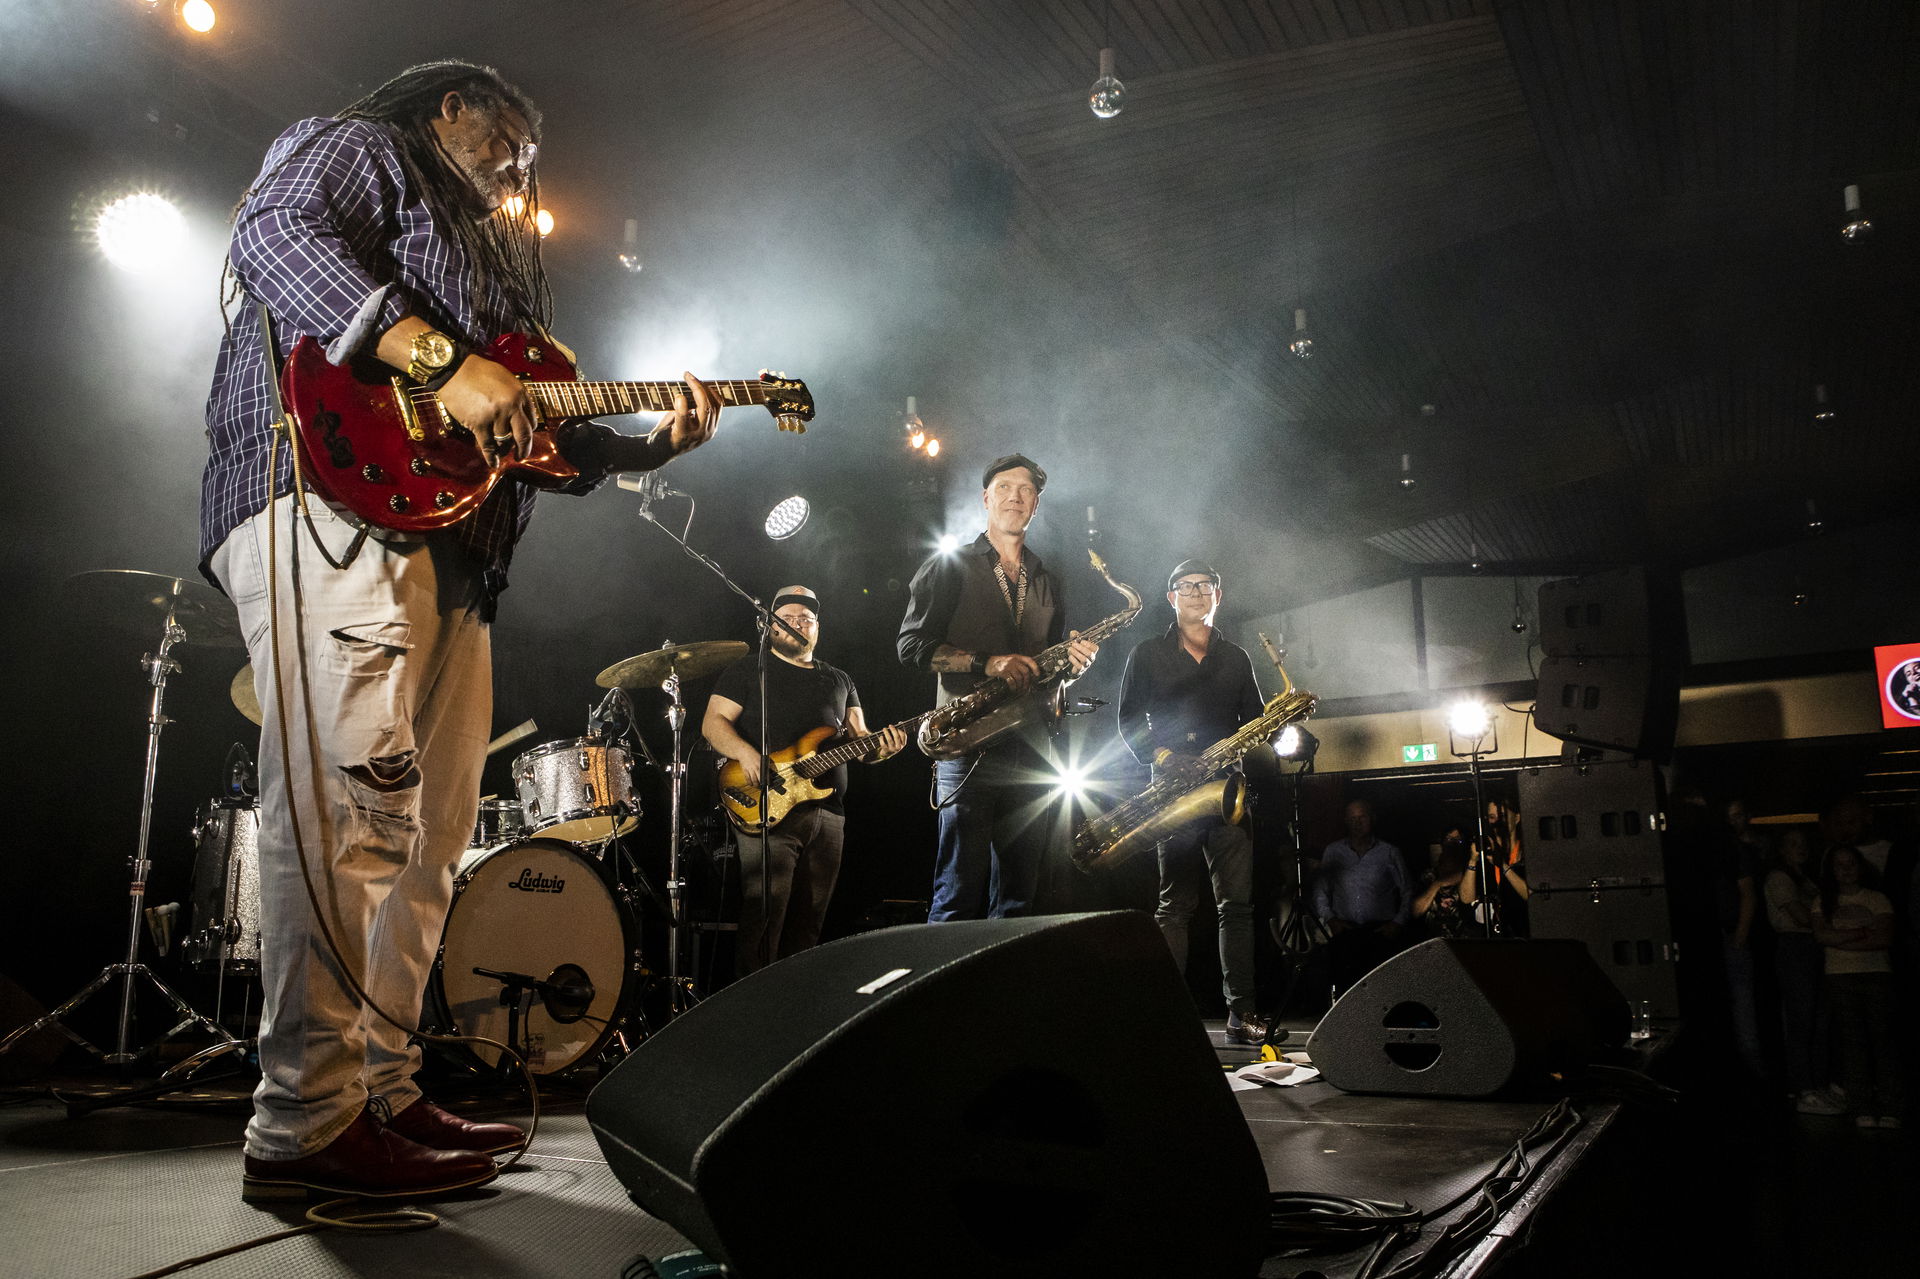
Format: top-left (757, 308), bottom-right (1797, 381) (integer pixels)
top-left (1310, 800), bottom-right (1411, 994)
top-left (1764, 827), bottom-right (1839, 1114)
top-left (1413, 835), bottom-right (1471, 940)
top-left (1811, 846), bottom-right (1903, 1129)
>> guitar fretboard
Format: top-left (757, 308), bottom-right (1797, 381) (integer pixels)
top-left (531, 380), bottom-right (768, 418)
top-left (794, 716), bottom-right (928, 778)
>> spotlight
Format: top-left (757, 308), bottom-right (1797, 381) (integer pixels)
top-left (1053, 763), bottom-right (1092, 801)
top-left (1446, 700), bottom-right (1491, 741)
top-left (1089, 48), bottom-right (1125, 119)
top-left (1812, 384), bottom-right (1836, 423)
top-left (763, 496), bottom-right (809, 541)
top-left (903, 396), bottom-right (926, 450)
top-left (1398, 453), bottom-right (1416, 490)
top-left (534, 208), bottom-right (554, 238)
top-left (924, 437), bottom-right (941, 458)
top-left (617, 218), bottom-right (643, 273)
top-left (95, 192), bottom-right (186, 273)
top-left (180, 0), bottom-right (216, 33)
top-left (936, 533), bottom-right (962, 555)
top-left (1275, 724), bottom-right (1318, 763)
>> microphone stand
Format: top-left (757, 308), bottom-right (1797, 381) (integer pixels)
top-left (636, 500), bottom-right (808, 993)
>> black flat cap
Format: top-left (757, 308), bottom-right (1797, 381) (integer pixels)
top-left (1167, 559), bottom-right (1222, 591)
top-left (981, 453), bottom-right (1047, 492)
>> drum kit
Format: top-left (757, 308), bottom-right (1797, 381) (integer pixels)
top-left (0, 566), bottom-right (751, 1087)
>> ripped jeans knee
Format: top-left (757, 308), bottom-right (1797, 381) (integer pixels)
top-left (341, 750), bottom-right (424, 863)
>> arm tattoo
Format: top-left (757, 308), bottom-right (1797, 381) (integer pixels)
top-left (930, 645), bottom-right (975, 674)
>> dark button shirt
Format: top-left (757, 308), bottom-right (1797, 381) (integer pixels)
top-left (1116, 622), bottom-right (1265, 768)
top-left (709, 655), bottom-right (861, 812)
top-left (897, 533), bottom-right (1064, 706)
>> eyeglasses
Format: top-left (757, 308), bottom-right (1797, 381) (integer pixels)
top-left (1172, 581), bottom-right (1218, 597)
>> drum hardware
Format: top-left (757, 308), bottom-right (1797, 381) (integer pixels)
top-left (594, 639), bottom-right (748, 1016)
top-left (471, 965), bottom-right (597, 1080)
top-left (0, 571), bottom-right (244, 1073)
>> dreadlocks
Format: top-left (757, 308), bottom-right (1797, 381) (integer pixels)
top-left (223, 59), bottom-right (552, 336)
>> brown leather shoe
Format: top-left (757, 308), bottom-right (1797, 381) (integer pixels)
top-left (241, 1108), bottom-right (498, 1202)
top-left (386, 1099), bottom-right (527, 1155)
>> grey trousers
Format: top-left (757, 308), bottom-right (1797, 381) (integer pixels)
top-left (213, 496), bottom-right (490, 1159)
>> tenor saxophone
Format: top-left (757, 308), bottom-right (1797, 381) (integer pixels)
top-left (1072, 686), bottom-right (1319, 873)
top-left (915, 550), bottom-right (1143, 759)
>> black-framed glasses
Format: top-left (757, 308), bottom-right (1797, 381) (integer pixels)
top-left (1172, 581), bottom-right (1218, 597)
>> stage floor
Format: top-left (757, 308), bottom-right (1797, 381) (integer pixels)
top-left (0, 1021), bottom-right (1903, 1278)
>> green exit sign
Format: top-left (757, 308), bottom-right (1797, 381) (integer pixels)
top-left (1402, 743), bottom-right (1438, 763)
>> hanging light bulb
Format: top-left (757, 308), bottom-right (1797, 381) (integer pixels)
top-left (617, 218), bottom-right (643, 273)
top-left (1398, 453), bottom-right (1416, 490)
top-left (1468, 533), bottom-right (1483, 573)
top-left (1840, 184), bottom-right (1872, 242)
top-left (903, 395), bottom-right (926, 450)
top-left (925, 437), bottom-right (942, 458)
top-left (1812, 383), bottom-right (1836, 423)
top-left (1804, 498), bottom-right (1824, 534)
top-left (179, 0), bottom-right (217, 33)
top-left (1089, 47), bottom-right (1125, 119)
top-left (1289, 307), bottom-right (1314, 359)
top-left (533, 207), bottom-right (554, 238)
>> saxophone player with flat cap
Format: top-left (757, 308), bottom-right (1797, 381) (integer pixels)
top-left (1116, 559), bottom-right (1270, 1046)
top-left (897, 454), bottom-right (1099, 920)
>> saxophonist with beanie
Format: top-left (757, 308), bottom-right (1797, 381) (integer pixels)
top-left (897, 454), bottom-right (1099, 920)
top-left (1116, 560), bottom-right (1270, 1046)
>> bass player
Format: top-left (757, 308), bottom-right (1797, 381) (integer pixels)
top-left (704, 586), bottom-right (907, 977)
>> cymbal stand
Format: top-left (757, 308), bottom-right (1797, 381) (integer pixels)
top-left (0, 604), bottom-right (237, 1070)
top-left (659, 662), bottom-right (697, 1015)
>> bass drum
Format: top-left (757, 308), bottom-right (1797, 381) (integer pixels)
top-left (428, 839), bottom-right (635, 1075)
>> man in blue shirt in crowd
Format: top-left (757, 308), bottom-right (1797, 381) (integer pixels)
top-left (1311, 799), bottom-right (1412, 995)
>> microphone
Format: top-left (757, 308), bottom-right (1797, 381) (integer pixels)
top-left (616, 472), bottom-right (686, 518)
top-left (225, 742), bottom-right (257, 798)
top-left (588, 687), bottom-right (629, 739)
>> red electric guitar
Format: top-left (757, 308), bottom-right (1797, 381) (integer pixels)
top-left (279, 332), bottom-right (813, 533)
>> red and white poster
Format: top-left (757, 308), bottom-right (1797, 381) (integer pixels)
top-left (1874, 642), bottom-right (1920, 730)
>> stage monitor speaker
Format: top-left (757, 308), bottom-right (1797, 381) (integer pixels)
top-left (587, 912), bottom-right (1270, 1279)
top-left (1307, 938), bottom-right (1628, 1098)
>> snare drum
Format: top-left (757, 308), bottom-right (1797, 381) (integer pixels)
top-left (427, 838), bottom-right (635, 1075)
top-left (511, 737), bottom-right (639, 844)
top-left (183, 798), bottom-right (262, 972)
top-left (470, 797), bottom-right (525, 848)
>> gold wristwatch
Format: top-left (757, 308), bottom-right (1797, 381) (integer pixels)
top-left (406, 329), bottom-right (458, 384)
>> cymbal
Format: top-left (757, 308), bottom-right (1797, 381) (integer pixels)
top-left (66, 569), bottom-right (243, 649)
top-left (595, 641), bottom-right (748, 690)
top-left (230, 665), bottom-right (262, 726)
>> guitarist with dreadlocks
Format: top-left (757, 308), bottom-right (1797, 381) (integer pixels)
top-left (201, 60), bottom-right (722, 1203)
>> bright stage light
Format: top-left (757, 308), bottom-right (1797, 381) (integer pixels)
top-left (1053, 764), bottom-right (1091, 801)
top-left (1275, 724), bottom-right (1319, 763)
top-left (924, 437), bottom-right (941, 458)
top-left (764, 496), bottom-right (810, 541)
top-left (180, 0), bottom-right (217, 33)
top-left (95, 193), bottom-right (186, 273)
top-left (534, 208), bottom-right (554, 238)
top-left (936, 533), bottom-right (961, 555)
top-left (1447, 700), bottom-right (1492, 741)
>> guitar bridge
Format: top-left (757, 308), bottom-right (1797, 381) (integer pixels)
top-left (389, 378), bottom-right (427, 442)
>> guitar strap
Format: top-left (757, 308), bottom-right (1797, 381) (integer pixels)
top-left (257, 302), bottom-right (369, 572)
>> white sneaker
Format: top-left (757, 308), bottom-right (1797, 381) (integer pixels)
top-left (1796, 1090), bottom-right (1846, 1116)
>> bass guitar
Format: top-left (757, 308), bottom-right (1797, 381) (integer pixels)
top-left (718, 715), bottom-right (928, 833)
top-left (280, 331), bottom-right (813, 533)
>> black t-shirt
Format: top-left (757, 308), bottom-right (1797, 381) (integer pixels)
top-left (710, 655), bottom-right (861, 810)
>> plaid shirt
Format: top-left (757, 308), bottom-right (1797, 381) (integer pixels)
top-left (201, 116), bottom-right (542, 603)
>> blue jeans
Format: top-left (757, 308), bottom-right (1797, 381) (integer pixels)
top-left (1155, 818), bottom-right (1257, 1016)
top-left (929, 741), bottom-right (1057, 921)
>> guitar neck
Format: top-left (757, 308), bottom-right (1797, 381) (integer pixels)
top-left (793, 715), bottom-right (928, 778)
top-left (531, 379), bottom-right (769, 419)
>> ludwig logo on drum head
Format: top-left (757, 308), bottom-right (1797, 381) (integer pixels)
top-left (508, 867), bottom-right (565, 893)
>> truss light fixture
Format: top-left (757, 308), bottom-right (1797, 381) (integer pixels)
top-left (616, 218), bottom-right (643, 273)
top-left (903, 395), bottom-right (926, 451)
top-left (1840, 184), bottom-right (1872, 242)
top-left (1398, 453), bottom-right (1416, 490)
top-left (1804, 498), bottom-right (1824, 535)
top-left (1812, 383), bottom-right (1836, 423)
